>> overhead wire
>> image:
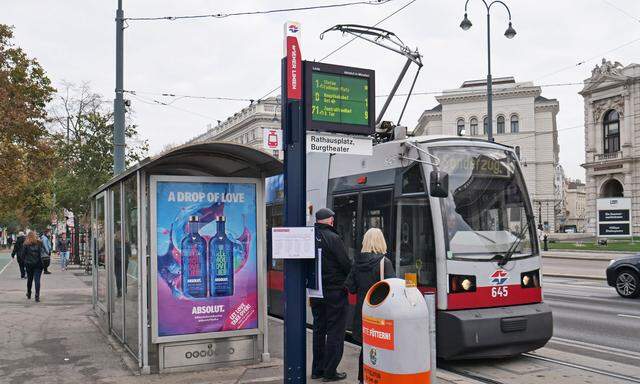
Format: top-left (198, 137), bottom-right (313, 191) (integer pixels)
top-left (125, 0), bottom-right (393, 22)
top-left (600, 0), bottom-right (640, 24)
top-left (128, 92), bottom-right (223, 121)
top-left (255, 0), bottom-right (418, 101)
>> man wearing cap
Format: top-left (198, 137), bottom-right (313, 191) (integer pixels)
top-left (311, 208), bottom-right (352, 382)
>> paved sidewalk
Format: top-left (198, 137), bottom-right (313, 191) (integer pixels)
top-left (0, 256), bottom-right (463, 384)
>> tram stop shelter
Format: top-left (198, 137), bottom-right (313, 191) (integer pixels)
top-left (90, 142), bottom-right (281, 374)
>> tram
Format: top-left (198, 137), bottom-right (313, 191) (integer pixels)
top-left (266, 134), bottom-right (553, 360)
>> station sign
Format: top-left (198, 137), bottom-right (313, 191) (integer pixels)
top-left (304, 61), bottom-right (375, 135)
top-left (306, 132), bottom-right (372, 156)
top-left (262, 128), bottom-right (282, 151)
top-left (284, 21), bottom-right (302, 100)
top-left (597, 197), bottom-right (632, 238)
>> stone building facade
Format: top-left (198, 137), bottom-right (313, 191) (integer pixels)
top-left (580, 60), bottom-right (640, 235)
top-left (564, 179), bottom-right (586, 232)
top-left (413, 77), bottom-right (563, 231)
top-left (188, 97), bottom-right (282, 159)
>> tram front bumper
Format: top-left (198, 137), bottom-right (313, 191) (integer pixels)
top-left (436, 302), bottom-right (553, 360)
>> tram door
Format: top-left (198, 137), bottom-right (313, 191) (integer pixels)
top-left (396, 164), bottom-right (437, 289)
top-left (332, 190), bottom-right (394, 265)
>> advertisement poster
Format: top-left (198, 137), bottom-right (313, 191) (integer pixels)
top-left (154, 179), bottom-right (258, 338)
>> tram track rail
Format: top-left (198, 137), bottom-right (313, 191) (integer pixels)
top-left (522, 353), bottom-right (640, 384)
top-left (441, 350), bottom-right (640, 384)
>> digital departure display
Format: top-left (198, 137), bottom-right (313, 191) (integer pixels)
top-left (305, 62), bottom-right (375, 135)
top-left (311, 72), bottom-right (369, 126)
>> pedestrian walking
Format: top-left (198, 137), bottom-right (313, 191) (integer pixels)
top-left (7, 235), bottom-right (13, 249)
top-left (311, 208), bottom-right (352, 382)
top-left (57, 233), bottom-right (70, 270)
top-left (40, 228), bottom-right (52, 274)
top-left (21, 231), bottom-right (44, 302)
top-left (11, 231), bottom-right (26, 279)
top-left (345, 228), bottom-right (395, 384)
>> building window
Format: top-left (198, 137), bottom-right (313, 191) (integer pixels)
top-left (470, 117), bottom-right (478, 135)
top-left (603, 109), bottom-right (620, 154)
top-left (497, 115), bottom-right (505, 134)
top-left (456, 118), bottom-right (465, 135)
top-left (483, 116), bottom-right (488, 135)
top-left (510, 114), bottom-right (519, 133)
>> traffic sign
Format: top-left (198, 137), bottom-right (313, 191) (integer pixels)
top-left (262, 128), bottom-right (282, 151)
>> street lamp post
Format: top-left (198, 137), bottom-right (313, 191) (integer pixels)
top-left (460, 0), bottom-right (516, 142)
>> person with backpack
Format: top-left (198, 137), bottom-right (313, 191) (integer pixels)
top-left (40, 228), bottom-right (52, 274)
top-left (21, 231), bottom-right (45, 302)
top-left (11, 231), bottom-right (26, 279)
top-left (344, 228), bottom-right (395, 384)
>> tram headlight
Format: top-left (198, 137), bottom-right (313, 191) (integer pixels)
top-left (521, 269), bottom-right (540, 288)
top-left (449, 274), bottom-right (476, 293)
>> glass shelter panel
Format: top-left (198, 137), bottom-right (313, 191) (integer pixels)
top-left (96, 194), bottom-right (107, 307)
top-left (123, 176), bottom-right (139, 356)
top-left (112, 185), bottom-right (124, 339)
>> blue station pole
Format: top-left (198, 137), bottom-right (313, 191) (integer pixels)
top-left (282, 21), bottom-right (307, 383)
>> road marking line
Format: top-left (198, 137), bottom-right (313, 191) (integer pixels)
top-left (618, 313), bottom-right (640, 320)
top-left (0, 258), bottom-right (13, 276)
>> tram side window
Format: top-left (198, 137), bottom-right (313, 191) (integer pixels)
top-left (333, 194), bottom-right (359, 261)
top-left (361, 190), bottom-right (394, 261)
top-left (397, 198), bottom-right (436, 287)
top-left (266, 203), bottom-right (284, 271)
top-left (402, 164), bottom-right (426, 194)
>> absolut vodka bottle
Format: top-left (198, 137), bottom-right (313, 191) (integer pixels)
top-left (180, 215), bottom-right (207, 298)
top-left (209, 216), bottom-right (234, 297)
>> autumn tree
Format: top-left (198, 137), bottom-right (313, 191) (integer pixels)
top-left (0, 24), bottom-right (56, 229)
top-left (49, 82), bottom-right (149, 221)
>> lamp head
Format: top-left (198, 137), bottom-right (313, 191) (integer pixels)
top-left (460, 13), bottom-right (472, 31)
top-left (504, 21), bottom-right (517, 39)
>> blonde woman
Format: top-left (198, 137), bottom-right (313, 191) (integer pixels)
top-left (345, 227), bottom-right (395, 384)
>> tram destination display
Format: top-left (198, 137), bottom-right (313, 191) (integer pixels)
top-left (304, 61), bottom-right (375, 135)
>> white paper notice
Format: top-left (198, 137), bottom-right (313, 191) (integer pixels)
top-left (272, 227), bottom-right (316, 259)
top-left (307, 249), bottom-right (323, 298)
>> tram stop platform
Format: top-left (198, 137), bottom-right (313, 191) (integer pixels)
top-left (0, 253), bottom-right (469, 384)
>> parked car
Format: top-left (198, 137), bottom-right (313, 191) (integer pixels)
top-left (606, 255), bottom-right (640, 298)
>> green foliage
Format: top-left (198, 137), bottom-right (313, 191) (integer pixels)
top-left (549, 240), bottom-right (640, 252)
top-left (49, 83), bottom-right (149, 220)
top-left (0, 24), bottom-right (57, 229)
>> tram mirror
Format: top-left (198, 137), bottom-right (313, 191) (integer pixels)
top-left (429, 170), bottom-right (449, 198)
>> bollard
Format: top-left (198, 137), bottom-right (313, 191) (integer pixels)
top-left (543, 234), bottom-right (548, 251)
top-left (362, 278), bottom-right (430, 383)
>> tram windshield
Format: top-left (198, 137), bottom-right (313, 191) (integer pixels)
top-left (428, 146), bottom-right (535, 260)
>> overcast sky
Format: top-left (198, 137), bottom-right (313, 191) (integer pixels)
top-left (4, 0), bottom-right (640, 180)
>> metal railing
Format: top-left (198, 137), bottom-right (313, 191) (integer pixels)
top-left (594, 151), bottom-right (622, 161)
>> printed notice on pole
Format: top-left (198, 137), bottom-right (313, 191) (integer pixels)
top-left (306, 132), bottom-right (372, 156)
top-left (272, 227), bottom-right (316, 259)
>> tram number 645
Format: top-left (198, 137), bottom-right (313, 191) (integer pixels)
top-left (491, 286), bottom-right (509, 298)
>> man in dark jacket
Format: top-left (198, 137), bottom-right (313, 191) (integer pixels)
top-left (311, 208), bottom-right (352, 382)
top-left (11, 231), bottom-right (26, 279)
